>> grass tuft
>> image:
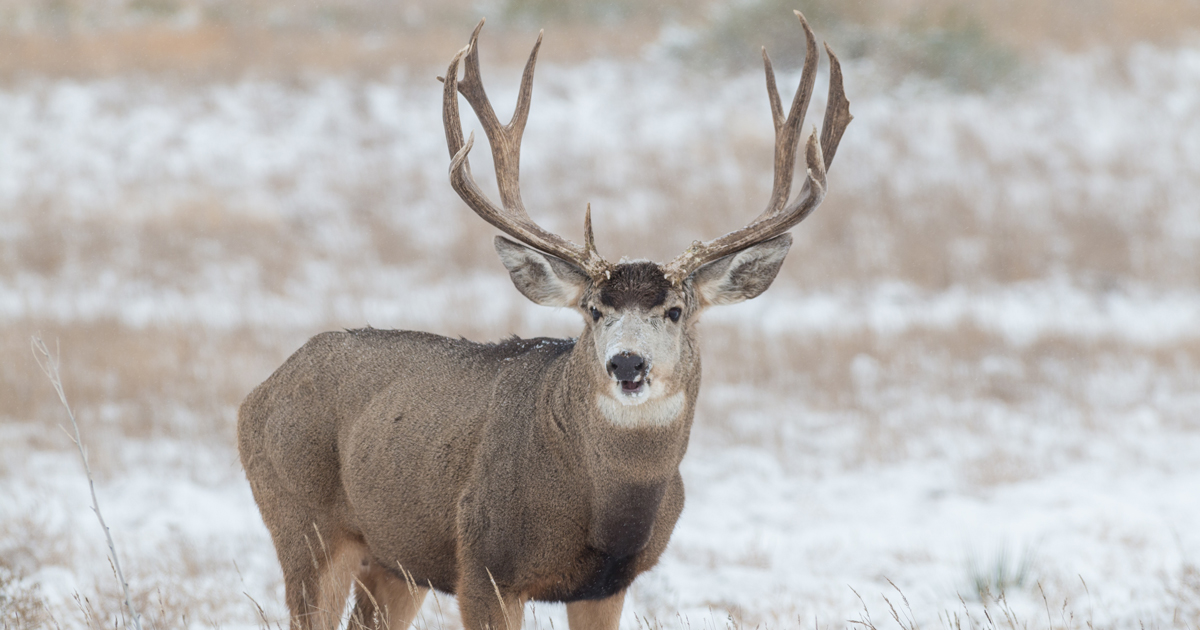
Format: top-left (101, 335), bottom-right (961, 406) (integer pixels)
top-left (0, 559), bottom-right (46, 630)
top-left (967, 546), bottom-right (1036, 603)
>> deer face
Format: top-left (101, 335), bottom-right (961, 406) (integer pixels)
top-left (495, 234), bottom-right (792, 419)
top-left (584, 261), bottom-right (686, 405)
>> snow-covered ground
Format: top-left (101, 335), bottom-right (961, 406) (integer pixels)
top-left (3, 41), bottom-right (1200, 629)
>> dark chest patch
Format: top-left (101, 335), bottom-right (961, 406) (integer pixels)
top-left (562, 550), bottom-right (638, 602)
top-left (529, 482), bottom-right (667, 603)
top-left (532, 548), bottom-right (639, 603)
top-left (592, 482), bottom-right (665, 558)
top-left (598, 262), bottom-right (671, 310)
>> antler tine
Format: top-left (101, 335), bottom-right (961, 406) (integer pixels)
top-left (762, 48), bottom-right (784, 132)
top-left (442, 20), bottom-right (611, 278)
top-left (459, 20), bottom-right (499, 130)
top-left (458, 20), bottom-right (543, 210)
top-left (662, 12), bottom-right (851, 285)
top-left (820, 42), bottom-right (853, 169)
top-left (442, 43), bottom-right (471, 160)
top-left (510, 30), bottom-right (542, 141)
top-left (584, 204), bottom-right (601, 260)
top-left (761, 10), bottom-right (819, 219)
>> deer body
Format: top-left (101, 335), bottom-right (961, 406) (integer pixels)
top-left (239, 12), bottom-right (850, 630)
top-left (241, 323), bottom-right (692, 624)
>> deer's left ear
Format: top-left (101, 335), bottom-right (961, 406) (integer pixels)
top-left (495, 236), bottom-right (591, 308)
top-left (688, 233), bottom-right (792, 307)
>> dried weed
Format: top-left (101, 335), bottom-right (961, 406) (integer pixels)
top-left (0, 557), bottom-right (47, 630)
top-left (2, 320), bottom-right (288, 446)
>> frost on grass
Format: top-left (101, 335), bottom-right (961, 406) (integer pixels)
top-left (0, 558), bottom-right (46, 630)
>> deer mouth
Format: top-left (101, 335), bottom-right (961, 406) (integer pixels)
top-left (619, 375), bottom-right (647, 396)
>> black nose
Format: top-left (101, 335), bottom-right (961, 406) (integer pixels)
top-left (607, 352), bottom-right (647, 381)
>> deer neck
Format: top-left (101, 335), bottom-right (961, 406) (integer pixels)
top-left (549, 338), bottom-right (698, 557)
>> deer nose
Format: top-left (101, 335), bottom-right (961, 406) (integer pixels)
top-left (607, 352), bottom-right (647, 381)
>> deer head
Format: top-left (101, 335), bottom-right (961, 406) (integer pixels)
top-left (441, 15), bottom-right (852, 421)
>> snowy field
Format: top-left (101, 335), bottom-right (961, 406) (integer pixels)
top-left (3, 19), bottom-right (1200, 629)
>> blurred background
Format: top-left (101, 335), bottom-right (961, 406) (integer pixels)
top-left (2, 0), bottom-right (1200, 628)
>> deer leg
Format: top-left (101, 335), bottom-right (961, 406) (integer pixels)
top-left (277, 524), bottom-right (361, 630)
top-left (566, 590), bottom-right (626, 630)
top-left (456, 568), bottom-right (525, 630)
top-left (349, 560), bottom-right (430, 630)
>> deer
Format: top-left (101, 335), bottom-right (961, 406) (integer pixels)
top-left (238, 11), bottom-right (850, 630)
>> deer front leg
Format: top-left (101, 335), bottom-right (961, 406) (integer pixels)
top-left (566, 590), bottom-right (626, 630)
top-left (456, 564), bottom-right (526, 630)
top-left (348, 558), bottom-right (429, 630)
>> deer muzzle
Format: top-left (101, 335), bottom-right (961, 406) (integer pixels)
top-left (607, 351), bottom-right (648, 394)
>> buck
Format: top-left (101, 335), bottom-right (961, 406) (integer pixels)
top-left (239, 12), bottom-right (850, 630)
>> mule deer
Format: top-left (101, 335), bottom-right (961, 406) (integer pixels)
top-left (239, 12), bottom-right (850, 630)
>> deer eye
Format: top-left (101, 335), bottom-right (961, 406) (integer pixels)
top-left (667, 307), bottom-right (682, 322)
top-left (590, 307), bottom-right (602, 322)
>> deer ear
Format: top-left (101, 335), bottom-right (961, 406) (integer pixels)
top-left (495, 236), bottom-right (590, 308)
top-left (689, 233), bottom-right (792, 307)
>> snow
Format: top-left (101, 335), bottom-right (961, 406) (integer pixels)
top-left (3, 44), bottom-right (1200, 629)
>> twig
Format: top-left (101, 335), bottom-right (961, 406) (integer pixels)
top-left (848, 586), bottom-right (877, 630)
top-left (485, 567), bottom-right (513, 630)
top-left (427, 580), bottom-right (445, 630)
top-left (1037, 582), bottom-right (1053, 630)
top-left (886, 578), bottom-right (919, 630)
top-left (32, 336), bottom-right (143, 630)
top-left (396, 562), bottom-right (424, 630)
top-left (243, 591), bottom-right (276, 630)
top-left (351, 575), bottom-right (387, 630)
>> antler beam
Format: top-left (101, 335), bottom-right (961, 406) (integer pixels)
top-left (441, 19), bottom-right (612, 279)
top-left (662, 11), bottom-right (853, 285)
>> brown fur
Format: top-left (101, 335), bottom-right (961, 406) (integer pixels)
top-left (238, 322), bottom-right (699, 629)
top-left (598, 262), bottom-right (672, 310)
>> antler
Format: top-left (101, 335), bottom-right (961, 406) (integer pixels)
top-left (442, 19), bottom-right (612, 279)
top-left (662, 11), bottom-right (853, 285)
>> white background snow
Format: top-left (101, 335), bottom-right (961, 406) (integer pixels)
top-left (2, 16), bottom-right (1200, 630)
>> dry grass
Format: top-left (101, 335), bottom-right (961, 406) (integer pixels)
top-left (971, 0), bottom-right (1200, 51)
top-left (1, 320), bottom-right (290, 444)
top-left (9, 265), bottom-right (1197, 463)
top-left (73, 549), bottom-right (249, 630)
top-left (0, 557), bottom-right (46, 630)
top-left (701, 319), bottom-right (1200, 412)
top-left (0, 0), bottom-right (1196, 80)
top-left (0, 23), bottom-right (672, 80)
top-left (2, 2), bottom-right (1199, 626)
top-left (1169, 564), bottom-right (1200, 628)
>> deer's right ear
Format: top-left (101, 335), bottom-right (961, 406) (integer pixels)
top-left (495, 236), bottom-right (590, 308)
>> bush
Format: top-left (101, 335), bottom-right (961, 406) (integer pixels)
top-left (498, 0), bottom-right (694, 27)
top-left (893, 5), bottom-right (1021, 92)
top-left (681, 0), bottom-right (875, 72)
top-left (679, 0), bottom-right (1019, 91)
